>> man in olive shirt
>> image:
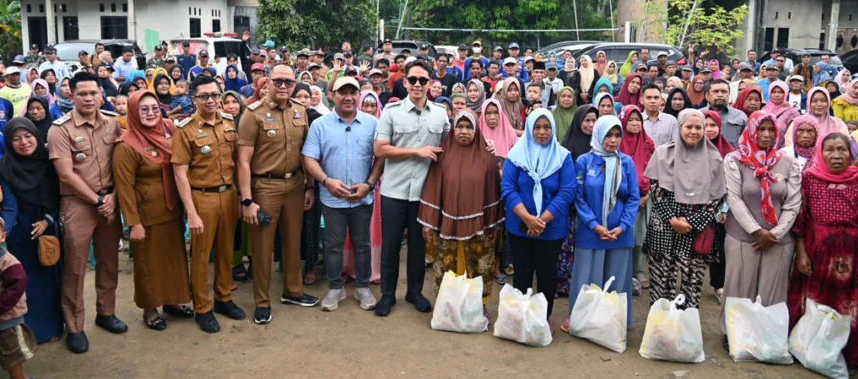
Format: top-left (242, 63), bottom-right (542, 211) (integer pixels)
top-left (373, 60), bottom-right (450, 317)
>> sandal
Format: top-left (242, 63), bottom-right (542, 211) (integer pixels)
top-left (495, 273), bottom-right (508, 285)
top-left (560, 319), bottom-right (570, 334)
top-left (504, 265), bottom-right (515, 276)
top-left (232, 264), bottom-right (248, 282)
top-left (303, 271), bottom-right (316, 285)
top-left (145, 315), bottom-right (167, 331)
top-left (163, 304), bottom-right (195, 318)
top-left (635, 272), bottom-right (650, 289)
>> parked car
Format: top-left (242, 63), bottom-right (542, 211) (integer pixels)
top-left (537, 40), bottom-right (601, 57)
top-left (574, 43), bottom-right (687, 66)
top-left (376, 40), bottom-right (438, 59)
top-left (168, 35), bottom-right (244, 59)
top-left (760, 48), bottom-right (843, 70)
top-left (54, 39), bottom-right (147, 72)
top-left (842, 49), bottom-right (858, 75)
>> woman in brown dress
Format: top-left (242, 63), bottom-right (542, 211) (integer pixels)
top-left (114, 90), bottom-right (193, 330)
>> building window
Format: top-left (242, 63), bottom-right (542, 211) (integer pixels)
top-left (234, 15), bottom-right (250, 36)
top-left (63, 17), bottom-right (79, 40)
top-left (122, 3), bottom-right (127, 12)
top-left (787, 12), bottom-right (791, 19)
top-left (100, 3), bottom-right (105, 12)
top-left (111, 3), bottom-right (116, 12)
top-left (26, 4), bottom-right (31, 12)
top-left (61, 4), bottom-right (67, 12)
top-left (764, 28), bottom-right (775, 52)
top-left (212, 19), bottom-right (221, 33)
top-left (39, 4), bottom-right (44, 12)
top-left (820, 33), bottom-right (826, 50)
top-left (101, 16), bottom-right (128, 39)
top-left (190, 18), bottom-right (201, 38)
top-left (776, 28), bottom-right (789, 48)
top-left (775, 11), bottom-right (778, 19)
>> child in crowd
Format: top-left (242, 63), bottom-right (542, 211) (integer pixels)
top-left (169, 80), bottom-right (195, 119)
top-left (525, 82), bottom-right (543, 114)
top-left (113, 95), bottom-right (128, 129)
top-left (847, 120), bottom-right (858, 133)
top-left (0, 219), bottom-right (36, 379)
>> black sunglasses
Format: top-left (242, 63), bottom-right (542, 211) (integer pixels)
top-left (271, 78), bottom-right (296, 88)
top-left (406, 76), bottom-right (430, 86)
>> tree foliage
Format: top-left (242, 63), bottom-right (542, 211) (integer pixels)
top-left (663, 0), bottom-right (748, 55)
top-left (257, 0), bottom-right (376, 50)
top-left (0, 0), bottom-right (22, 61)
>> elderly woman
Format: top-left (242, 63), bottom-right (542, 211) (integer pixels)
top-left (560, 114), bottom-right (640, 333)
top-left (594, 92), bottom-right (618, 117)
top-left (114, 91), bottom-right (193, 330)
top-left (619, 105), bottom-right (655, 293)
top-left (0, 118), bottom-right (63, 343)
top-left (733, 87), bottom-right (763, 117)
top-left (644, 109), bottom-right (727, 309)
top-left (552, 87), bottom-right (577, 139)
top-left (309, 85), bottom-right (331, 115)
top-left (763, 81), bottom-right (800, 147)
top-left (419, 110), bottom-right (503, 317)
top-left (721, 111), bottom-right (802, 350)
top-left (502, 109), bottom-right (576, 320)
top-left (780, 114), bottom-right (818, 171)
top-left (786, 87), bottom-right (849, 147)
top-left (480, 99), bottom-right (519, 159)
top-left (788, 132), bottom-right (858, 369)
top-left (833, 78), bottom-right (858, 123)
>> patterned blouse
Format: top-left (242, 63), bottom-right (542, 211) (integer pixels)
top-left (644, 180), bottom-right (723, 260)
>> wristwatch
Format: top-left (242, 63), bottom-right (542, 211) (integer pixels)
top-left (365, 181), bottom-right (376, 191)
top-left (94, 195), bottom-right (105, 208)
top-left (241, 198), bottom-right (253, 207)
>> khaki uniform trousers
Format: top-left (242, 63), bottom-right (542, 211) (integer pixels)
top-left (250, 175), bottom-right (305, 307)
top-left (60, 196), bottom-right (122, 333)
top-left (189, 189), bottom-right (238, 314)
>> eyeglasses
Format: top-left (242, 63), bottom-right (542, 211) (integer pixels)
top-left (193, 93), bottom-right (221, 101)
top-left (271, 78), bottom-right (297, 88)
top-left (139, 106), bottom-right (160, 115)
top-left (406, 76), bottom-right (430, 86)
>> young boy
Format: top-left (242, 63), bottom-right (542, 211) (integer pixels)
top-left (0, 219), bottom-right (35, 379)
top-left (113, 94), bottom-right (128, 129)
top-left (169, 80), bottom-right (196, 119)
top-left (525, 82), bottom-right (543, 114)
top-left (847, 120), bottom-right (858, 133)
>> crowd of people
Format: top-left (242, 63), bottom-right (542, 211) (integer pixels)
top-left (0, 35), bottom-right (856, 378)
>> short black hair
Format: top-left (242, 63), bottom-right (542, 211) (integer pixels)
top-left (404, 60), bottom-right (433, 76)
top-left (394, 54), bottom-right (406, 62)
top-left (95, 42), bottom-right (104, 48)
top-left (122, 46), bottom-right (134, 54)
top-left (375, 58), bottom-right (390, 67)
top-left (69, 71), bottom-right (99, 92)
top-left (190, 75), bottom-right (219, 95)
top-left (227, 53), bottom-right (238, 61)
top-left (488, 60), bottom-right (500, 68)
top-left (705, 79), bottom-right (730, 94)
top-left (641, 83), bottom-right (661, 96)
top-left (469, 59), bottom-right (484, 69)
top-left (747, 49), bottom-right (756, 54)
top-left (363, 46), bottom-right (372, 53)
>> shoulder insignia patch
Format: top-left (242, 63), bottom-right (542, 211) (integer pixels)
top-left (221, 112), bottom-right (234, 120)
top-left (175, 117), bottom-right (194, 128)
top-left (52, 115), bottom-right (71, 125)
top-left (290, 99), bottom-right (307, 109)
top-left (247, 101), bottom-right (262, 111)
top-left (99, 109), bottom-right (118, 117)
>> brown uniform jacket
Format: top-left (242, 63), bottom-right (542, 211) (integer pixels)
top-left (238, 99), bottom-right (309, 176)
top-left (171, 112), bottom-right (237, 188)
top-left (47, 109), bottom-right (123, 196)
top-left (113, 142), bottom-right (183, 227)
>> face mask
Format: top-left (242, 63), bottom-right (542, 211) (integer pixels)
top-left (472, 47), bottom-right (482, 55)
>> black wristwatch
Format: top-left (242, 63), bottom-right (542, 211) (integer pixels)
top-left (241, 198), bottom-right (253, 207)
top-left (365, 181), bottom-right (376, 191)
top-left (94, 195), bottom-right (105, 208)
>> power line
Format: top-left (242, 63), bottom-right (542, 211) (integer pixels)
top-left (399, 27), bottom-right (620, 33)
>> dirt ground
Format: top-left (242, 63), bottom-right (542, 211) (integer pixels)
top-left (24, 251), bottom-right (829, 379)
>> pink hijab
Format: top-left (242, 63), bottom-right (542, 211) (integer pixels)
top-left (20, 79), bottom-right (55, 116)
top-left (478, 99), bottom-right (518, 158)
top-left (806, 87), bottom-right (848, 144)
top-left (806, 132), bottom-right (858, 184)
top-left (709, 59), bottom-right (722, 80)
top-left (358, 90), bottom-right (383, 118)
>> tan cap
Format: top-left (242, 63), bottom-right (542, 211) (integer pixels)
top-left (332, 76), bottom-right (360, 92)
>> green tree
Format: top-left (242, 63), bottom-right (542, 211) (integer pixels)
top-left (0, 0), bottom-right (21, 61)
top-left (257, 0), bottom-right (376, 50)
top-left (664, 0), bottom-right (748, 55)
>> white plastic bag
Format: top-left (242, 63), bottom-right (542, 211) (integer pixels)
top-left (725, 295), bottom-right (793, 364)
top-left (639, 295), bottom-right (705, 363)
top-left (430, 271), bottom-right (489, 333)
top-left (789, 298), bottom-right (851, 379)
top-left (493, 284), bottom-right (552, 347)
top-left (568, 276), bottom-right (628, 353)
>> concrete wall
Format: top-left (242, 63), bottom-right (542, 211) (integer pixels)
top-left (760, 0), bottom-right (825, 49)
top-left (617, 0), bottom-right (667, 43)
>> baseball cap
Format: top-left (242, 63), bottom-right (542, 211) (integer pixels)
top-left (30, 44), bottom-right (38, 50)
top-left (788, 74), bottom-right (805, 82)
top-left (12, 55), bottom-right (25, 64)
top-left (4, 67), bottom-right (20, 76)
top-left (665, 60), bottom-right (676, 67)
top-left (657, 52), bottom-right (668, 57)
top-left (166, 56), bottom-right (176, 62)
top-left (334, 52), bottom-right (345, 60)
top-left (523, 56), bottom-right (535, 63)
top-left (262, 40), bottom-right (275, 48)
top-left (314, 49), bottom-right (325, 56)
top-left (280, 46), bottom-right (290, 52)
top-left (680, 65), bottom-right (693, 71)
top-left (766, 65), bottom-right (778, 71)
top-left (368, 69), bottom-right (383, 77)
top-left (801, 52), bottom-right (811, 57)
top-left (419, 43), bottom-right (429, 50)
top-left (154, 45), bottom-right (163, 51)
top-left (458, 44), bottom-right (468, 51)
top-left (503, 57), bottom-right (517, 66)
top-left (307, 63), bottom-right (320, 70)
top-left (509, 42), bottom-right (520, 49)
top-left (182, 41), bottom-right (191, 47)
top-left (472, 40), bottom-right (482, 46)
top-left (344, 66), bottom-right (358, 76)
top-left (297, 49), bottom-right (311, 58)
top-left (251, 63), bottom-right (266, 71)
top-left (547, 65), bottom-right (558, 71)
top-left (493, 46), bottom-right (503, 52)
top-left (738, 63), bottom-right (752, 71)
top-left (383, 39), bottom-right (392, 44)
top-left (251, 49), bottom-right (261, 55)
top-left (199, 49), bottom-right (209, 57)
top-left (333, 77), bottom-right (360, 92)
top-left (44, 46), bottom-right (56, 54)
top-left (78, 50), bottom-right (89, 56)
top-left (699, 66), bottom-right (712, 73)
top-left (343, 51), bottom-right (353, 58)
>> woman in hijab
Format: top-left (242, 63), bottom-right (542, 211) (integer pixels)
top-left (480, 98), bottom-right (519, 159)
top-left (561, 104), bottom-right (599, 160)
top-left (25, 79), bottom-right (59, 120)
top-left (779, 114), bottom-right (818, 171)
top-left (97, 64), bottom-right (119, 98)
top-left (25, 68), bottom-right (40, 88)
top-left (733, 87), bottom-right (764, 117)
top-left (28, 79), bottom-right (53, 102)
top-left (812, 62), bottom-right (832, 86)
top-left (763, 81), bottom-right (800, 148)
top-left (169, 66), bottom-right (184, 85)
top-left (787, 132), bottom-right (858, 370)
top-left (721, 111), bottom-right (801, 350)
top-left (356, 90), bottom-right (384, 284)
top-left (54, 77), bottom-right (74, 115)
top-left (616, 73), bottom-right (643, 108)
top-left (223, 65), bottom-right (248, 93)
top-left (619, 105), bottom-right (656, 294)
top-left (114, 91), bottom-right (193, 330)
top-left (39, 69), bottom-right (58, 95)
top-left (221, 90), bottom-right (254, 282)
top-left (709, 59), bottom-right (722, 80)
top-left (604, 61), bottom-right (622, 94)
top-left (821, 80), bottom-right (842, 99)
top-left (619, 51), bottom-right (638, 78)
top-left (665, 87), bottom-right (692, 118)
top-left (307, 85), bottom-right (331, 116)
top-left (496, 77), bottom-right (525, 134)
top-left (686, 75), bottom-right (707, 108)
top-left (593, 77), bottom-right (614, 100)
top-left (593, 92), bottom-right (618, 117)
top-left (298, 71), bottom-right (313, 84)
top-left (22, 96), bottom-right (53, 143)
top-left (703, 110), bottom-right (734, 302)
top-left (643, 109), bottom-right (726, 309)
top-left (666, 77), bottom-right (683, 93)
top-left (419, 110), bottom-right (503, 317)
top-left (0, 118), bottom-right (63, 343)
top-left (428, 80), bottom-right (443, 102)
top-left (247, 77), bottom-right (271, 106)
top-left (451, 82), bottom-right (466, 96)
top-left (152, 74), bottom-right (174, 116)
top-left (502, 108), bottom-right (576, 321)
top-left (833, 78), bottom-right (858, 123)
top-left (552, 87), bottom-right (578, 140)
top-left (572, 55), bottom-right (599, 107)
top-left (435, 97), bottom-right (453, 120)
top-left (594, 51), bottom-right (609, 76)
top-left (786, 87), bottom-right (849, 147)
top-left (560, 114), bottom-right (640, 333)
top-left (466, 79), bottom-right (486, 116)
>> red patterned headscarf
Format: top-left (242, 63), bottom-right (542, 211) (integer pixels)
top-left (730, 111), bottom-right (783, 225)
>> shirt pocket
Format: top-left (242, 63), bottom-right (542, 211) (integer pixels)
top-left (393, 121), bottom-right (418, 136)
top-left (71, 137), bottom-right (93, 160)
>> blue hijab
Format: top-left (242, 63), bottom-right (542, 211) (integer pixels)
top-left (224, 64), bottom-right (248, 92)
top-left (594, 77), bottom-right (614, 97)
top-left (813, 62), bottom-right (832, 86)
top-left (590, 115), bottom-right (624, 225)
top-left (507, 108), bottom-right (570, 214)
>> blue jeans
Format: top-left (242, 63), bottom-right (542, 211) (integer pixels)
top-left (321, 204), bottom-right (373, 289)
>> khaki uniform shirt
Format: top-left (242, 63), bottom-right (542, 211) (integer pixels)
top-left (238, 99), bottom-right (308, 176)
top-left (171, 112), bottom-right (237, 188)
top-left (48, 109), bottom-right (123, 196)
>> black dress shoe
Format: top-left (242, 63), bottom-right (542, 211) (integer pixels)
top-left (213, 300), bottom-right (246, 320)
top-left (279, 293), bottom-right (319, 307)
top-left (405, 292), bottom-right (433, 313)
top-left (374, 296), bottom-right (396, 317)
top-left (162, 304), bottom-right (195, 318)
top-left (95, 314), bottom-right (128, 334)
top-left (66, 332), bottom-right (89, 354)
top-left (195, 311), bottom-right (220, 333)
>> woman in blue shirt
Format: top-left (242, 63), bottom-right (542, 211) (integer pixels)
top-left (562, 115), bottom-right (640, 332)
top-left (502, 108), bottom-right (576, 320)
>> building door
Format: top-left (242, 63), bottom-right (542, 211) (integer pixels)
top-left (63, 17), bottom-right (79, 40)
top-left (777, 28), bottom-right (789, 49)
top-left (28, 17), bottom-right (48, 50)
top-left (764, 27), bottom-right (775, 52)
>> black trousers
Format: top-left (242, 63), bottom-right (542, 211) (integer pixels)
top-left (509, 234), bottom-right (564, 318)
top-left (380, 196), bottom-right (426, 298)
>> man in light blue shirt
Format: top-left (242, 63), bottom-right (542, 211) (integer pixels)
top-left (38, 46), bottom-right (70, 83)
top-left (112, 47), bottom-right (137, 83)
top-left (303, 77), bottom-right (383, 312)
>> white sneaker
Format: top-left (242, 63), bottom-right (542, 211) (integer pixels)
top-left (354, 287), bottom-right (377, 310)
top-left (320, 289), bottom-right (346, 312)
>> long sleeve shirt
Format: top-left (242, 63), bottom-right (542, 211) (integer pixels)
top-left (574, 153), bottom-right (640, 249)
top-left (501, 155), bottom-right (576, 241)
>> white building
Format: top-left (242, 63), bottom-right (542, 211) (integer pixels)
top-left (20, 0), bottom-right (259, 53)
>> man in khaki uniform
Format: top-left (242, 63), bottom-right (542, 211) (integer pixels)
top-left (238, 63), bottom-right (318, 325)
top-left (48, 71), bottom-right (126, 354)
top-left (172, 75), bottom-right (245, 333)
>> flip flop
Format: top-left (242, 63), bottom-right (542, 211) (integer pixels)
top-left (163, 304), bottom-right (195, 318)
top-left (495, 273), bottom-right (508, 285)
top-left (560, 319), bottom-right (570, 334)
top-left (145, 315), bottom-right (167, 331)
top-left (303, 271), bottom-right (316, 285)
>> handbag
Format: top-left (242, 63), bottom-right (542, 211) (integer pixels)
top-left (38, 235), bottom-right (61, 266)
top-left (692, 225), bottom-right (714, 255)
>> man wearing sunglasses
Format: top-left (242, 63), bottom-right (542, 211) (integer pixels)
top-left (238, 63), bottom-right (319, 325)
top-left (172, 75), bottom-right (245, 333)
top-left (373, 60), bottom-right (451, 317)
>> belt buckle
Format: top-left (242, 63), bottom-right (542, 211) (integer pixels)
top-left (284, 171), bottom-right (293, 179)
top-left (218, 185), bottom-right (228, 192)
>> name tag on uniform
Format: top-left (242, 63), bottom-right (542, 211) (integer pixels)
top-left (73, 136), bottom-right (86, 143)
top-left (196, 132), bottom-right (209, 138)
top-left (264, 112), bottom-right (275, 123)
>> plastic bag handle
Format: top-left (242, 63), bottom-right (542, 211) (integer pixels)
top-left (671, 294), bottom-right (686, 308)
top-left (603, 276), bottom-right (616, 292)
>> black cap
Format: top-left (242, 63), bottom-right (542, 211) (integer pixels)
top-left (766, 65), bottom-right (778, 70)
top-left (199, 49), bottom-right (209, 57)
top-left (801, 52), bottom-right (811, 57)
top-left (494, 46), bottom-right (503, 52)
top-left (343, 51), bottom-right (353, 58)
top-left (44, 46), bottom-right (56, 53)
top-left (533, 61), bottom-right (546, 71)
top-left (419, 43), bottom-right (429, 50)
top-left (78, 50), bottom-right (89, 56)
top-left (154, 45), bottom-right (163, 51)
top-left (30, 44), bottom-right (38, 50)
top-left (401, 48), bottom-right (410, 54)
top-left (383, 39), bottom-right (392, 44)
top-left (458, 44), bottom-right (468, 50)
top-left (182, 41), bottom-right (190, 47)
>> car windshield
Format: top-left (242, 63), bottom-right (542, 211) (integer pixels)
top-left (55, 42), bottom-right (94, 62)
top-left (170, 40), bottom-right (210, 55)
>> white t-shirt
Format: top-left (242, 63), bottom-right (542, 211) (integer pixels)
top-left (788, 93), bottom-right (802, 109)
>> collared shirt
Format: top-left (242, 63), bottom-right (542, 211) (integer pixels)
top-left (756, 78), bottom-right (777, 102)
top-left (112, 58), bottom-right (136, 81)
top-left (700, 105), bottom-right (748, 147)
top-left (302, 111), bottom-right (377, 208)
top-left (238, 99), bottom-right (308, 177)
top-left (38, 60), bottom-right (70, 83)
top-left (177, 54), bottom-right (197, 78)
top-left (375, 96), bottom-right (451, 201)
top-left (643, 111), bottom-right (679, 147)
top-left (171, 112), bottom-right (237, 188)
top-left (47, 109), bottom-right (123, 196)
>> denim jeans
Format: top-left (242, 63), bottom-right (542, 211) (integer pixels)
top-left (321, 204), bottom-right (373, 289)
